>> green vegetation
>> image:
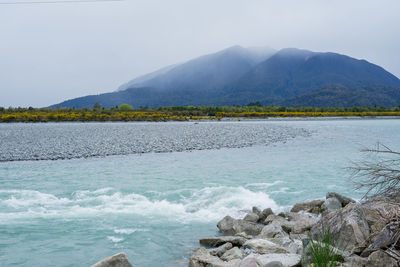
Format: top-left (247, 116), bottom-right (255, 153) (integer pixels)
top-left (0, 104), bottom-right (400, 122)
top-left (119, 104), bottom-right (134, 111)
top-left (309, 226), bottom-right (342, 267)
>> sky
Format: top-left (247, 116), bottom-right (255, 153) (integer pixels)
top-left (1, 0), bottom-right (399, 107)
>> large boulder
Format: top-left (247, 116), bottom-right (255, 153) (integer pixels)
top-left (255, 253), bottom-right (302, 267)
top-left (290, 200), bottom-right (324, 214)
top-left (235, 256), bottom-right (263, 267)
top-left (220, 247), bottom-right (245, 261)
top-left (200, 236), bottom-right (247, 247)
top-left (361, 221), bottom-right (400, 257)
top-left (243, 239), bottom-right (290, 254)
top-left (366, 249), bottom-right (398, 267)
top-left (217, 216), bottom-right (264, 236)
top-left (285, 212), bottom-right (319, 234)
top-left (244, 212), bottom-right (260, 223)
top-left (211, 242), bottom-right (233, 257)
top-left (91, 253), bottom-right (133, 267)
top-left (258, 208), bottom-right (274, 222)
top-left (268, 238), bottom-right (303, 255)
top-left (259, 222), bottom-right (288, 239)
top-left (326, 192), bottom-right (355, 207)
top-left (188, 248), bottom-right (229, 267)
top-left (311, 203), bottom-right (370, 252)
top-left (322, 197), bottom-right (342, 211)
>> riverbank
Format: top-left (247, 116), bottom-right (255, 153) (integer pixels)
top-left (1, 106), bottom-right (400, 122)
top-left (187, 193), bottom-right (399, 267)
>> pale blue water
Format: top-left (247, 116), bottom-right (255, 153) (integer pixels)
top-left (0, 119), bottom-right (399, 266)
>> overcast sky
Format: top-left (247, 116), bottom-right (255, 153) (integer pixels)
top-left (1, 0), bottom-right (399, 107)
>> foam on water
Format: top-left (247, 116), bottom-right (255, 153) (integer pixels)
top-left (0, 186), bottom-right (280, 224)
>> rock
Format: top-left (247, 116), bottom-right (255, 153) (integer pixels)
top-left (311, 203), bottom-right (370, 252)
top-left (218, 216), bottom-right (238, 236)
top-left (322, 197), bottom-right (342, 211)
top-left (366, 249), bottom-right (397, 267)
top-left (217, 216), bottom-right (264, 236)
top-left (259, 222), bottom-right (288, 238)
top-left (361, 221), bottom-right (400, 257)
top-left (256, 253), bottom-right (302, 267)
top-left (343, 255), bottom-right (368, 267)
top-left (91, 252), bottom-right (133, 267)
top-left (326, 192), bottom-right (355, 207)
top-left (286, 212), bottom-right (318, 234)
top-left (211, 242), bottom-right (233, 257)
top-left (220, 247), bottom-right (244, 261)
top-left (189, 248), bottom-right (228, 267)
top-left (235, 256), bottom-right (263, 267)
top-left (290, 199), bottom-right (324, 214)
top-left (259, 208), bottom-right (274, 222)
top-left (264, 214), bottom-right (287, 225)
top-left (263, 262), bottom-right (284, 267)
top-left (268, 238), bottom-right (303, 254)
top-left (252, 207), bottom-right (262, 217)
top-left (244, 212), bottom-right (260, 223)
top-left (200, 236), bottom-right (247, 247)
top-left (243, 239), bottom-right (290, 254)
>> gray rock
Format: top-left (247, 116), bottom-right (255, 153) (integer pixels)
top-left (286, 212), bottom-right (318, 234)
top-left (322, 197), bottom-right (342, 211)
top-left (211, 242), bottom-right (233, 257)
top-left (189, 248), bottom-right (228, 267)
top-left (264, 214), bottom-right (287, 225)
top-left (200, 236), bottom-right (247, 247)
top-left (301, 241), bottom-right (348, 266)
top-left (367, 249), bottom-right (397, 267)
top-left (252, 207), bottom-right (262, 217)
top-left (256, 253), bottom-right (302, 267)
top-left (259, 222), bottom-right (288, 238)
top-left (290, 199), bottom-right (324, 214)
top-left (343, 255), bottom-right (368, 267)
top-left (243, 239), bottom-right (290, 254)
top-left (263, 262), bottom-right (284, 267)
top-left (244, 212), bottom-right (260, 223)
top-left (91, 253), bottom-right (133, 267)
top-left (311, 203), bottom-right (370, 252)
top-left (259, 208), bottom-right (274, 222)
top-left (220, 247), bottom-right (244, 261)
top-left (326, 192), bottom-right (355, 207)
top-left (217, 216), bottom-right (264, 236)
top-left (235, 256), bottom-right (263, 267)
top-left (361, 221), bottom-right (400, 257)
top-left (268, 238), bottom-right (303, 255)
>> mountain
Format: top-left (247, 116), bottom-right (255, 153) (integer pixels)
top-left (117, 45), bottom-right (276, 92)
top-left (221, 48), bottom-right (400, 105)
top-left (280, 84), bottom-right (400, 107)
top-left (52, 47), bottom-right (400, 108)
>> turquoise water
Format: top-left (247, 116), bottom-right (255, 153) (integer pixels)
top-left (0, 119), bottom-right (399, 266)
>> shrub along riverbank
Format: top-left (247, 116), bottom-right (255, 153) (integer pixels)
top-left (1, 105), bottom-right (400, 122)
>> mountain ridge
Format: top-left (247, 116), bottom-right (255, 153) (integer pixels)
top-left (52, 46), bottom-right (400, 108)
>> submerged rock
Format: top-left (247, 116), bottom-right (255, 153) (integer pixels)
top-left (91, 253), bottom-right (133, 267)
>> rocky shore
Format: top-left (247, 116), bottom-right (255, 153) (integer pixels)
top-left (188, 192), bottom-right (400, 267)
